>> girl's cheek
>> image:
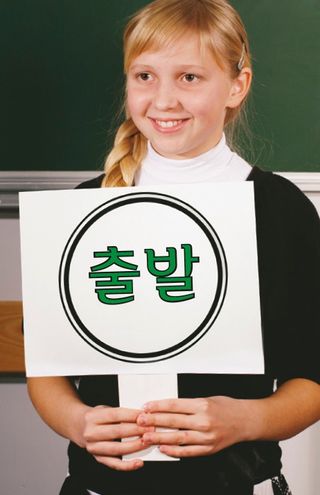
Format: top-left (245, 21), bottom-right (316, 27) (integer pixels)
top-left (127, 90), bottom-right (150, 109)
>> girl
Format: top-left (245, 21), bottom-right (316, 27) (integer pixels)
top-left (27, 1), bottom-right (320, 494)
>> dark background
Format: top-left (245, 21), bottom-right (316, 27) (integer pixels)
top-left (1, 0), bottom-right (319, 172)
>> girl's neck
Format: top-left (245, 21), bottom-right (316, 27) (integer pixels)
top-left (149, 134), bottom-right (227, 165)
top-left (134, 134), bottom-right (251, 185)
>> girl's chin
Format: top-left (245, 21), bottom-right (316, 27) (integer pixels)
top-left (151, 145), bottom-right (193, 160)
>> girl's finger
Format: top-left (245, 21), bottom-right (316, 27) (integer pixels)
top-left (142, 429), bottom-right (209, 446)
top-left (144, 398), bottom-right (198, 414)
top-left (137, 411), bottom-right (194, 430)
top-left (87, 438), bottom-right (147, 457)
top-left (94, 455), bottom-right (143, 471)
top-left (159, 444), bottom-right (213, 458)
top-left (90, 406), bottom-right (143, 424)
top-left (86, 423), bottom-right (153, 442)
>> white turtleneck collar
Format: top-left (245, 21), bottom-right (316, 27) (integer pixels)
top-left (134, 134), bottom-right (251, 186)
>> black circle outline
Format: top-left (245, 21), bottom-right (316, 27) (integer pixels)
top-left (59, 192), bottom-right (228, 363)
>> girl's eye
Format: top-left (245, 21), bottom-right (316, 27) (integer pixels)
top-left (182, 73), bottom-right (199, 83)
top-left (137, 72), bottom-right (152, 81)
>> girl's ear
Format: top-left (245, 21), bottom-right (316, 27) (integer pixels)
top-left (227, 67), bottom-right (252, 109)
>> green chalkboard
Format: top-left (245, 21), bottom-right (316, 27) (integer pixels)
top-left (0, 0), bottom-right (319, 172)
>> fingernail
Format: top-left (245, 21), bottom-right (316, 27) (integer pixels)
top-left (142, 434), bottom-right (152, 445)
top-left (138, 413), bottom-right (147, 425)
top-left (143, 402), bottom-right (150, 411)
top-left (145, 426), bottom-right (154, 432)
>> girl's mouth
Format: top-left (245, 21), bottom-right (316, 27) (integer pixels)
top-left (149, 118), bottom-right (190, 133)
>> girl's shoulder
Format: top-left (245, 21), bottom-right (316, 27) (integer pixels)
top-left (249, 166), bottom-right (302, 196)
top-left (75, 173), bottom-right (105, 189)
top-left (249, 166), bottom-right (319, 225)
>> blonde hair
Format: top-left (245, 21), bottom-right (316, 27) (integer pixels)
top-left (102, 0), bottom-right (252, 187)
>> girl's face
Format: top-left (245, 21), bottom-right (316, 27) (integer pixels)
top-left (127, 33), bottom-right (249, 160)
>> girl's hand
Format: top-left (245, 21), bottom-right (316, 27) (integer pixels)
top-left (82, 405), bottom-right (154, 471)
top-left (136, 396), bottom-right (250, 458)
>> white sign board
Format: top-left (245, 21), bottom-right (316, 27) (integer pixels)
top-left (20, 183), bottom-right (264, 376)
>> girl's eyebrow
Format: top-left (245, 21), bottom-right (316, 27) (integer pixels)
top-left (175, 64), bottom-right (206, 71)
top-left (129, 64), bottom-right (153, 71)
top-left (129, 63), bottom-right (206, 71)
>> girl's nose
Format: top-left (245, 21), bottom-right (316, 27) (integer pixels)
top-left (153, 81), bottom-right (179, 111)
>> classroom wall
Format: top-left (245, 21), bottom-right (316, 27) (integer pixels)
top-left (1, 0), bottom-right (320, 173)
top-left (1, 381), bottom-right (68, 495)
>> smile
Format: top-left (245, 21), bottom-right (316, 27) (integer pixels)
top-left (155, 119), bottom-right (182, 128)
top-left (150, 118), bottom-right (189, 133)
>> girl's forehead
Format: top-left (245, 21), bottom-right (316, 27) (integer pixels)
top-left (128, 34), bottom-right (214, 68)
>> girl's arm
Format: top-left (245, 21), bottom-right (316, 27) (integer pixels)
top-left (27, 376), bottom-right (150, 471)
top-left (136, 378), bottom-right (320, 457)
top-left (242, 378), bottom-right (320, 441)
top-left (27, 376), bottom-right (90, 447)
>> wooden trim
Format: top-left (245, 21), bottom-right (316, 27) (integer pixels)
top-left (0, 171), bottom-right (101, 209)
top-left (277, 172), bottom-right (320, 192)
top-left (0, 171), bottom-right (320, 210)
top-left (0, 301), bottom-right (25, 375)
